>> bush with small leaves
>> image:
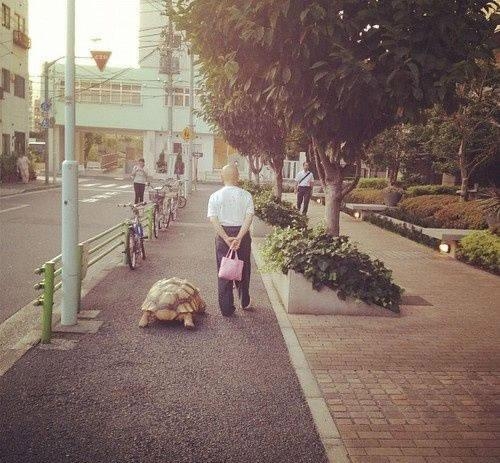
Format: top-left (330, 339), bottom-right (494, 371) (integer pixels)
top-left (262, 226), bottom-right (402, 312)
top-left (457, 230), bottom-right (500, 274)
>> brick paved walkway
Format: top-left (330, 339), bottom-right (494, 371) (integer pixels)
top-left (284, 198), bottom-right (500, 462)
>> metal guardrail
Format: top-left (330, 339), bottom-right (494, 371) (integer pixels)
top-left (34, 205), bottom-right (155, 344)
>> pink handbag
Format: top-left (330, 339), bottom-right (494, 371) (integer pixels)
top-left (218, 249), bottom-right (244, 281)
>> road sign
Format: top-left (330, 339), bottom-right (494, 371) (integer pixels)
top-left (91, 50), bottom-right (112, 71)
top-left (181, 127), bottom-right (193, 141)
top-left (41, 101), bottom-right (51, 112)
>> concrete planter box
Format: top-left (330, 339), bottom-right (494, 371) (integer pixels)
top-left (251, 216), bottom-right (274, 237)
top-left (271, 270), bottom-right (397, 317)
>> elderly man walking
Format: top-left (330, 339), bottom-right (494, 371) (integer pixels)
top-left (207, 164), bottom-right (254, 316)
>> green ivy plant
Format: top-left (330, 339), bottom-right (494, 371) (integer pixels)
top-left (262, 226), bottom-right (402, 313)
top-left (253, 191), bottom-right (308, 230)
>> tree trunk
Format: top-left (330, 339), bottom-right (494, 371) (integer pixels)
top-left (387, 161), bottom-right (400, 186)
top-left (324, 178), bottom-right (343, 237)
top-left (458, 137), bottom-right (469, 201)
top-left (269, 156), bottom-right (284, 199)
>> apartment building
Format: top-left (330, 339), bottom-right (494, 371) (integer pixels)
top-left (0, 0), bottom-right (30, 160)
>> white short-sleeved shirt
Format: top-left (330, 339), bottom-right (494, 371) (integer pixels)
top-left (207, 186), bottom-right (254, 226)
top-left (295, 169), bottom-right (314, 187)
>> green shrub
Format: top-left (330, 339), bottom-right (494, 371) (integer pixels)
top-left (239, 179), bottom-right (272, 197)
top-left (405, 184), bottom-right (457, 197)
top-left (0, 153), bottom-right (20, 182)
top-left (457, 230), bottom-right (500, 274)
top-left (364, 213), bottom-right (441, 249)
top-left (262, 226), bottom-right (402, 312)
top-left (254, 191), bottom-right (308, 229)
top-left (344, 188), bottom-right (385, 204)
top-left (357, 178), bottom-right (388, 190)
top-left (433, 201), bottom-right (487, 229)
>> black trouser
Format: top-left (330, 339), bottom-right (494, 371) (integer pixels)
top-left (297, 186), bottom-right (312, 214)
top-left (215, 226), bottom-right (251, 316)
top-left (134, 182), bottom-right (145, 204)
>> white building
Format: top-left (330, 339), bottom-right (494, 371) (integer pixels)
top-left (47, 0), bottom-right (245, 181)
top-left (0, 0), bottom-right (30, 163)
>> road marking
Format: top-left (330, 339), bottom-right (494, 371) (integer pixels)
top-left (100, 183), bottom-right (116, 188)
top-left (80, 198), bottom-right (99, 203)
top-left (117, 185), bottom-right (130, 189)
top-left (83, 183), bottom-right (100, 187)
top-left (0, 204), bottom-right (30, 214)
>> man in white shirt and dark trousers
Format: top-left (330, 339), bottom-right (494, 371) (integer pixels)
top-left (295, 161), bottom-right (315, 215)
top-left (207, 164), bottom-right (255, 316)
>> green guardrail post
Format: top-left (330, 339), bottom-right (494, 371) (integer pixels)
top-left (77, 243), bottom-right (84, 313)
top-left (123, 222), bottom-right (128, 265)
top-left (41, 261), bottom-right (55, 344)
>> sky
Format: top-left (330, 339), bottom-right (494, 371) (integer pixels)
top-left (29, 0), bottom-right (139, 85)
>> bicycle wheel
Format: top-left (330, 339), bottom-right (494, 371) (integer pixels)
top-left (139, 238), bottom-right (146, 260)
top-left (177, 195), bottom-right (187, 209)
top-left (153, 207), bottom-right (160, 238)
top-left (164, 200), bottom-right (172, 228)
top-left (125, 229), bottom-right (137, 270)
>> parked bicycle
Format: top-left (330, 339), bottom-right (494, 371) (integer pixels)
top-left (163, 178), bottom-right (187, 222)
top-left (118, 202), bottom-right (147, 269)
top-left (148, 184), bottom-right (172, 238)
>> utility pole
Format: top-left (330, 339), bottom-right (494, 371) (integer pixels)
top-left (165, 0), bottom-right (173, 172)
top-left (43, 62), bottom-right (49, 184)
top-left (61, 0), bottom-right (79, 326)
top-left (187, 47), bottom-right (194, 194)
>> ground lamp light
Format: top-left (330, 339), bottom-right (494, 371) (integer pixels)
top-left (439, 243), bottom-right (450, 254)
top-left (354, 211), bottom-right (361, 219)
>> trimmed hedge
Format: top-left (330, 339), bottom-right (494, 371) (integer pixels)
top-left (239, 179), bottom-right (272, 197)
top-left (390, 195), bottom-right (488, 229)
top-left (405, 184), bottom-right (457, 197)
top-left (457, 230), bottom-right (500, 274)
top-left (344, 188), bottom-right (385, 204)
top-left (357, 178), bottom-right (388, 190)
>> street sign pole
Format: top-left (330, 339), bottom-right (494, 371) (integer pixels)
top-left (61, 0), bottom-right (79, 325)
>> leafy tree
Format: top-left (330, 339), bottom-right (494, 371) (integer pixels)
top-left (176, 0), bottom-right (496, 234)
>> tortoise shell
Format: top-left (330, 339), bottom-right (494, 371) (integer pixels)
top-left (139, 278), bottom-right (206, 329)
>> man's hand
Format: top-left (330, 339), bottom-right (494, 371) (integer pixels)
top-left (229, 237), bottom-right (241, 250)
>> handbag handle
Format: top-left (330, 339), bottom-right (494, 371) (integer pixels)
top-left (225, 248), bottom-right (239, 260)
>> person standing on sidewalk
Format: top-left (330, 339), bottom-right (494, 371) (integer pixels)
top-left (16, 153), bottom-right (30, 184)
top-left (131, 158), bottom-right (149, 204)
top-left (207, 164), bottom-right (254, 316)
top-left (295, 161), bottom-right (314, 215)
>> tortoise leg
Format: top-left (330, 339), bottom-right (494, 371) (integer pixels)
top-left (155, 309), bottom-right (177, 321)
top-left (139, 312), bottom-right (150, 328)
top-left (181, 313), bottom-right (195, 330)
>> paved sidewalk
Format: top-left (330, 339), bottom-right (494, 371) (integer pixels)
top-left (0, 185), bottom-right (327, 463)
top-left (284, 198), bottom-right (500, 462)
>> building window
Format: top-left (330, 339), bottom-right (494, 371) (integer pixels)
top-left (57, 79), bottom-right (142, 105)
top-left (167, 87), bottom-right (190, 107)
top-left (14, 74), bottom-right (25, 98)
top-left (14, 12), bottom-right (20, 30)
top-left (1, 68), bottom-right (10, 93)
top-left (2, 3), bottom-right (10, 29)
top-left (2, 133), bottom-right (10, 155)
top-left (14, 131), bottom-right (25, 155)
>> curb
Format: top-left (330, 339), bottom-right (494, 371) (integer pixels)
top-left (0, 183), bottom-right (60, 198)
top-left (252, 245), bottom-right (350, 463)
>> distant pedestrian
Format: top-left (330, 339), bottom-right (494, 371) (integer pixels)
top-left (131, 158), bottom-right (149, 204)
top-left (295, 161), bottom-right (314, 215)
top-left (207, 164), bottom-right (254, 316)
top-left (16, 153), bottom-right (30, 184)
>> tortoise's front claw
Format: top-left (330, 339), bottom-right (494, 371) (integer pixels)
top-left (139, 312), bottom-right (150, 328)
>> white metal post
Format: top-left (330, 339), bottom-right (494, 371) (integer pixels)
top-left (61, 0), bottom-right (79, 325)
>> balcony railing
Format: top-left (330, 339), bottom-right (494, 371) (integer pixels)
top-left (13, 30), bottom-right (31, 50)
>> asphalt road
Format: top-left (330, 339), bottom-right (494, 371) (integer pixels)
top-left (0, 183), bottom-right (328, 463)
top-left (0, 177), bottom-right (138, 324)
